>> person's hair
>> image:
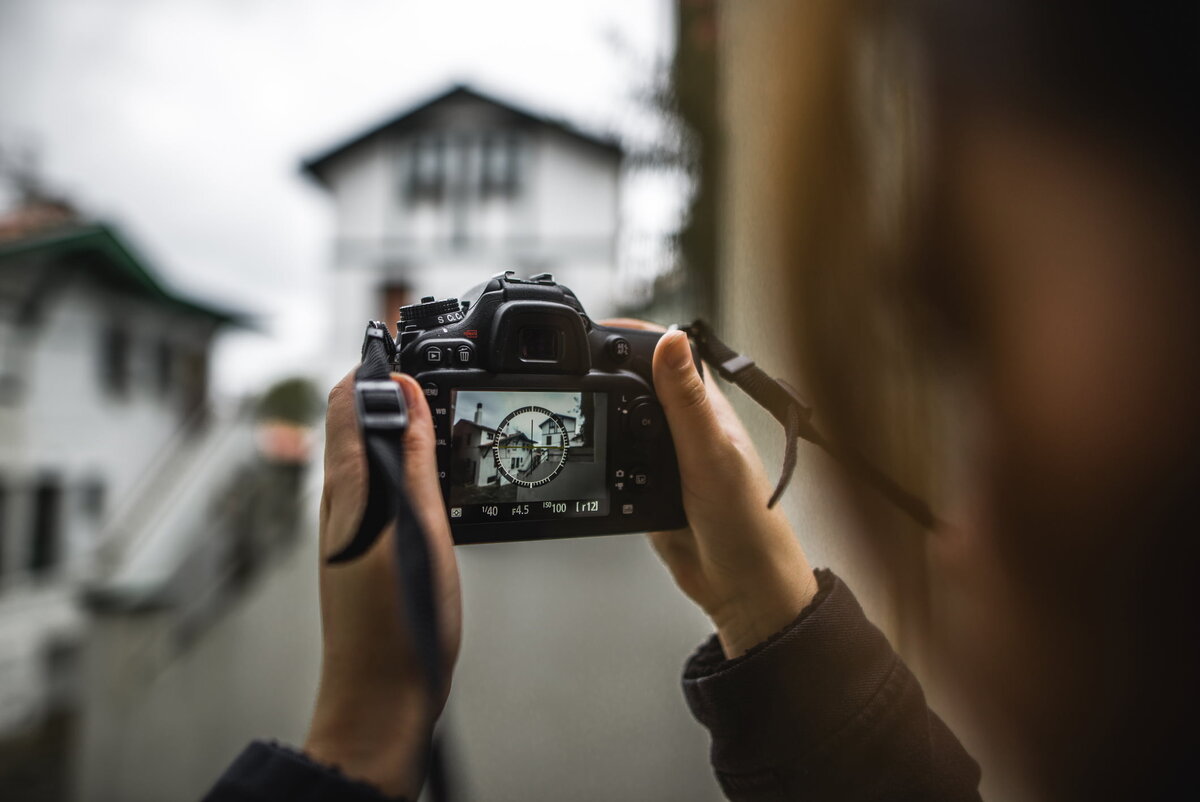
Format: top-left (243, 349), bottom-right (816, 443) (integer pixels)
top-left (778, 2), bottom-right (1200, 797)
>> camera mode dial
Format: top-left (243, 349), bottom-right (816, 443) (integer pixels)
top-left (400, 296), bottom-right (464, 331)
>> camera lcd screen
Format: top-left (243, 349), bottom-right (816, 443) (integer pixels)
top-left (448, 389), bottom-right (609, 524)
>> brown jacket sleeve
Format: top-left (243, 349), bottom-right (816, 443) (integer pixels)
top-left (683, 569), bottom-right (982, 801)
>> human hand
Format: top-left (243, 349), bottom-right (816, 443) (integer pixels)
top-left (603, 319), bottom-right (818, 658)
top-left (304, 370), bottom-right (461, 799)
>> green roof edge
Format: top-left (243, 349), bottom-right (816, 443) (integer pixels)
top-left (0, 223), bottom-right (251, 327)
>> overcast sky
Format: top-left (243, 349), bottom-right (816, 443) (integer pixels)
top-left (0, 0), bottom-right (676, 396)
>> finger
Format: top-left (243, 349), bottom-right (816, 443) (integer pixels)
top-left (694, 359), bottom-right (764, 466)
top-left (320, 369), bottom-right (368, 553)
top-left (392, 373), bottom-right (437, 476)
top-left (653, 330), bottom-right (739, 483)
top-left (324, 368), bottom-right (362, 473)
top-left (391, 374), bottom-right (451, 541)
top-left (599, 317), bottom-right (667, 332)
top-left (394, 374), bottom-right (461, 652)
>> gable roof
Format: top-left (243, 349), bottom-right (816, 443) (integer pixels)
top-left (0, 222), bottom-right (248, 326)
top-left (539, 414), bottom-right (576, 431)
top-left (301, 83), bottom-right (623, 190)
top-left (453, 418), bottom-right (496, 436)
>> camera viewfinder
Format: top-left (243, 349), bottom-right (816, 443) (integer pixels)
top-left (519, 326), bottom-right (563, 362)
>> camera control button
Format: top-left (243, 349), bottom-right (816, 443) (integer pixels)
top-left (627, 400), bottom-right (662, 439)
top-left (423, 346), bottom-right (443, 365)
top-left (630, 468), bottom-right (651, 492)
top-left (455, 344), bottom-right (474, 365)
top-left (422, 383), bottom-right (440, 398)
top-left (607, 336), bottom-right (632, 364)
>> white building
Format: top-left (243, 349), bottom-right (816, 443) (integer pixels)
top-left (301, 84), bottom-right (624, 377)
top-left (0, 208), bottom-right (237, 737)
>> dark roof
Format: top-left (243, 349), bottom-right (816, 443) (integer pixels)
top-left (453, 418), bottom-right (495, 434)
top-left (301, 84), bottom-right (623, 189)
top-left (0, 223), bottom-right (248, 326)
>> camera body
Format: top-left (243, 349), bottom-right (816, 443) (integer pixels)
top-left (392, 272), bottom-right (689, 545)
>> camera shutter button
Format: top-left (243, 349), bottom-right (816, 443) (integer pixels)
top-left (627, 400), bottom-right (662, 439)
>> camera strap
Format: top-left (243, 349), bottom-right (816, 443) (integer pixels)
top-left (683, 319), bottom-right (939, 529)
top-left (326, 321), bottom-right (449, 802)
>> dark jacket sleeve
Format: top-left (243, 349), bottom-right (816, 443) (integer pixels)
top-left (201, 741), bottom-right (408, 802)
top-left (683, 569), bottom-right (981, 801)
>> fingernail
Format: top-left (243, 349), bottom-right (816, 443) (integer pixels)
top-left (666, 323), bottom-right (679, 333)
top-left (393, 374), bottom-right (419, 409)
top-left (664, 330), bottom-right (692, 371)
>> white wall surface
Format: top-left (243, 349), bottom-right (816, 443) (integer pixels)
top-left (318, 94), bottom-right (621, 383)
top-left (20, 283), bottom-right (209, 502)
top-left (0, 266), bottom-right (220, 738)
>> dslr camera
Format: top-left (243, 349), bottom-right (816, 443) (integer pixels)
top-left (390, 271), bottom-right (690, 545)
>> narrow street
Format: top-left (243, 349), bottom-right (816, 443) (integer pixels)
top-left (77, 508), bottom-right (724, 801)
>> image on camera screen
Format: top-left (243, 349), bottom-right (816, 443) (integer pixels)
top-left (448, 390), bottom-right (609, 519)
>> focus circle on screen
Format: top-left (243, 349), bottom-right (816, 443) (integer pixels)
top-left (492, 405), bottom-right (570, 487)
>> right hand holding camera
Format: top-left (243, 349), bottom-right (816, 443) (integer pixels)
top-left (607, 319), bottom-right (819, 657)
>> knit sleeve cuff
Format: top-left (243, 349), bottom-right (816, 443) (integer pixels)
top-left (682, 569), bottom-right (902, 771)
top-left (202, 740), bottom-right (409, 802)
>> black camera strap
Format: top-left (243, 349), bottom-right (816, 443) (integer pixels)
top-left (326, 321), bottom-right (448, 802)
top-left (683, 319), bottom-right (940, 529)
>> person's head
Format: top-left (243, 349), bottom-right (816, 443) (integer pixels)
top-left (781, 2), bottom-right (1200, 797)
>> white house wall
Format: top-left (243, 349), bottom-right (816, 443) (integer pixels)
top-left (27, 283), bottom-right (208, 499)
top-left (1, 276), bottom-right (214, 584)
top-left (529, 128), bottom-right (618, 244)
top-left (0, 266), bottom-right (221, 738)
top-left (319, 96), bottom-right (621, 383)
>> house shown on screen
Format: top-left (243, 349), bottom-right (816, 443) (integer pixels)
top-left (450, 410), bottom-right (536, 488)
top-left (451, 402), bottom-right (495, 487)
top-left (539, 415), bottom-right (576, 446)
top-left (495, 432), bottom-right (535, 481)
top-left (300, 84), bottom-right (624, 380)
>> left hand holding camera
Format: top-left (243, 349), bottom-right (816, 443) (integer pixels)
top-left (304, 369), bottom-right (461, 799)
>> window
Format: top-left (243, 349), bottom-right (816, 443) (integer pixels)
top-left (100, 324), bottom-right (131, 397)
top-left (481, 133), bottom-right (520, 197)
top-left (155, 339), bottom-right (173, 396)
top-left (0, 483), bottom-right (7, 581)
top-left (180, 349), bottom-right (210, 430)
top-left (30, 478), bottom-right (61, 577)
top-left (81, 479), bottom-right (105, 520)
top-left (408, 136), bottom-right (445, 201)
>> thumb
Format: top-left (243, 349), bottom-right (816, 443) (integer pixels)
top-left (653, 329), bottom-right (730, 479)
top-left (391, 373), bottom-right (437, 475)
top-left (391, 374), bottom-right (451, 539)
